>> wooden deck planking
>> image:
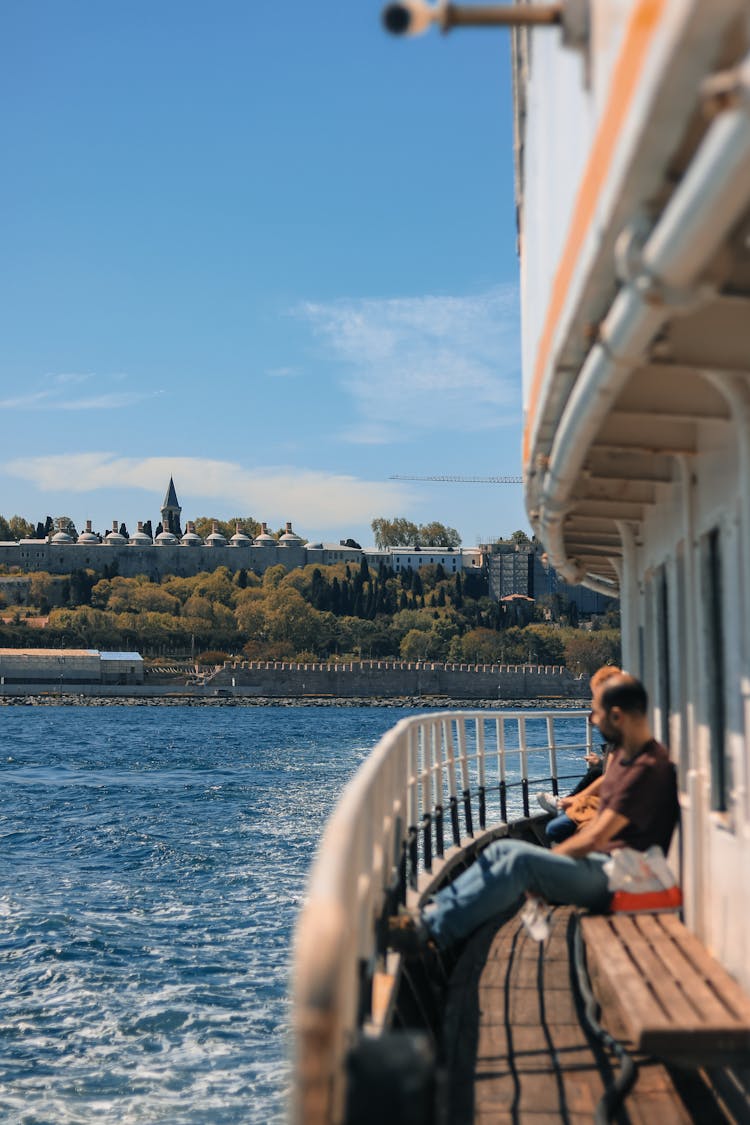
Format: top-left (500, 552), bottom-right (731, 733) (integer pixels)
top-left (441, 905), bottom-right (731, 1123)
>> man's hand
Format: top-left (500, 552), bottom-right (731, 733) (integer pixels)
top-left (552, 807), bottom-right (629, 857)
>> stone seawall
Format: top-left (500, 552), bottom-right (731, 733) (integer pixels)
top-left (208, 660), bottom-right (583, 700)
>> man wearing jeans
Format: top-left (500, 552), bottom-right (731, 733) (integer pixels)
top-left (389, 674), bottom-right (679, 954)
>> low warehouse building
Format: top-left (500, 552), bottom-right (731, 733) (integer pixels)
top-left (0, 649), bottom-right (144, 686)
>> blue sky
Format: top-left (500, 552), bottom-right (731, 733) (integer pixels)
top-left (0, 0), bottom-right (529, 547)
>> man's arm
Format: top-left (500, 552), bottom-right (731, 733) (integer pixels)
top-left (560, 773), bottom-right (604, 809)
top-left (552, 807), bottom-right (628, 857)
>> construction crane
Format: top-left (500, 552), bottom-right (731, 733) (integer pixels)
top-left (389, 473), bottom-right (523, 484)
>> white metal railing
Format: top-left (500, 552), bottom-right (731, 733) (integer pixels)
top-left (291, 708), bottom-right (591, 1124)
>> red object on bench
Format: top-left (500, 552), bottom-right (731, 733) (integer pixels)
top-left (610, 885), bottom-right (683, 913)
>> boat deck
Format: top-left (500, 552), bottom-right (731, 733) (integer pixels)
top-left (442, 906), bottom-right (735, 1124)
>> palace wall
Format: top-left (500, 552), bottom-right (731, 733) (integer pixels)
top-left (208, 660), bottom-right (583, 700)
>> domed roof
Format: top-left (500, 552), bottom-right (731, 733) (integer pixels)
top-left (51, 530), bottom-right (73, 544)
top-left (104, 520), bottom-right (127, 545)
top-left (278, 522), bottom-right (303, 545)
top-left (155, 529), bottom-right (178, 545)
top-left (204, 520), bottom-right (227, 547)
top-left (254, 531), bottom-right (276, 545)
top-left (77, 530), bottom-right (100, 544)
top-left (181, 529), bottom-right (203, 546)
top-left (129, 530), bottom-right (152, 545)
top-left (230, 530), bottom-right (252, 545)
top-left (305, 541), bottom-right (324, 550)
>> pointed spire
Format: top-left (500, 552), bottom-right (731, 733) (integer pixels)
top-left (162, 476), bottom-right (179, 509)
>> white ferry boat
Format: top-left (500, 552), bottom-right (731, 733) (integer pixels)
top-left (292, 1), bottom-right (750, 1119)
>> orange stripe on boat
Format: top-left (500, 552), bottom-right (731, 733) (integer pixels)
top-left (522, 0), bottom-right (667, 468)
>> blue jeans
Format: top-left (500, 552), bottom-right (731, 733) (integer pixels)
top-left (423, 839), bottom-right (611, 949)
top-left (545, 812), bottom-right (577, 843)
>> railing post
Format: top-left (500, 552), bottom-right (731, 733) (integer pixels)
top-left (443, 718), bottom-right (461, 846)
top-left (455, 716), bottom-right (473, 837)
top-left (420, 722), bottom-right (433, 871)
top-left (547, 714), bottom-right (559, 796)
top-left (518, 715), bottom-right (530, 817)
top-left (430, 721), bottom-right (444, 859)
top-left (497, 716), bottom-right (507, 822)
top-left (476, 716), bottom-right (487, 830)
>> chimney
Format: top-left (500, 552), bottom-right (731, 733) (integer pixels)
top-left (286, 521), bottom-right (292, 533)
top-left (86, 520), bottom-right (92, 533)
top-left (112, 520), bottom-right (118, 532)
top-left (137, 521), bottom-right (144, 532)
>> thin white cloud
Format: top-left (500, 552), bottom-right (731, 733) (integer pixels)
top-left (265, 365), bottom-right (300, 379)
top-left (48, 372), bottom-right (93, 386)
top-left (58, 391), bottom-right (164, 410)
top-left (4, 453), bottom-right (416, 532)
top-left (0, 390), bottom-right (56, 409)
top-left (298, 286), bottom-right (521, 441)
top-left (0, 375), bottom-right (161, 411)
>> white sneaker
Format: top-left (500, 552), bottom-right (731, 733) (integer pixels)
top-left (521, 895), bottom-right (551, 942)
top-left (536, 791), bottom-right (561, 815)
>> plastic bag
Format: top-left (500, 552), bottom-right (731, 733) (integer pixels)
top-left (603, 845), bottom-right (676, 892)
top-left (604, 846), bottom-right (682, 913)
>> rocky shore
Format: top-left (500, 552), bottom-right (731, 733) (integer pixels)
top-left (0, 693), bottom-right (589, 708)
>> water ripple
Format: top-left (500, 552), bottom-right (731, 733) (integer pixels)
top-left (0, 704), bottom-right (586, 1123)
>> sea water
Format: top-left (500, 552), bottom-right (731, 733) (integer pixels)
top-left (0, 704), bottom-right (588, 1124)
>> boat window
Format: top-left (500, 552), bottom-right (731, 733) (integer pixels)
top-left (701, 528), bottom-right (728, 812)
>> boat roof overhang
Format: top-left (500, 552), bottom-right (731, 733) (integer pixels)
top-left (522, 1), bottom-right (750, 596)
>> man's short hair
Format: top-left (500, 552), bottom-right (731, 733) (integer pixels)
top-left (600, 675), bottom-right (648, 716)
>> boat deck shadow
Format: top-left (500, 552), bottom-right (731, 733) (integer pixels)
top-left (441, 905), bottom-right (736, 1124)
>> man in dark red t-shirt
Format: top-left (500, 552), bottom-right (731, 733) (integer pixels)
top-left (555, 675), bottom-right (678, 859)
top-left (389, 674), bottom-right (680, 954)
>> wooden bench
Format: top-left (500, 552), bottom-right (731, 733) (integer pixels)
top-left (581, 912), bottom-right (750, 1065)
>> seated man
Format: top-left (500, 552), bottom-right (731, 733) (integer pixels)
top-left (389, 674), bottom-right (679, 954)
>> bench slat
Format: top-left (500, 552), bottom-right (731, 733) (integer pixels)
top-left (657, 913), bottom-right (750, 1022)
top-left (582, 917), bottom-right (671, 1042)
top-left (582, 913), bottom-right (750, 1063)
top-left (612, 915), bottom-right (702, 1026)
top-left (633, 914), bottom-right (741, 1026)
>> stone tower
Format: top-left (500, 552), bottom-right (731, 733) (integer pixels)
top-left (160, 477), bottom-right (182, 536)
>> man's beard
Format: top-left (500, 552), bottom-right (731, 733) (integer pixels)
top-left (597, 717), bottom-right (621, 745)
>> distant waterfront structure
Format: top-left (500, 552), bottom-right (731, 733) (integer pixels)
top-left (0, 478), bottom-right (483, 582)
top-left (486, 541), bottom-right (613, 614)
top-left (0, 479), bottom-right (612, 611)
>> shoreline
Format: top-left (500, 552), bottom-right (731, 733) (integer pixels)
top-left (0, 693), bottom-right (589, 708)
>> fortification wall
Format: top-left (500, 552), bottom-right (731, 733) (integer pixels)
top-left (208, 660), bottom-right (584, 700)
top-left (0, 541), bottom-right (307, 579)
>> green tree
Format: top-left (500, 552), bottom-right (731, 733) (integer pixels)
top-left (418, 521), bottom-right (461, 548)
top-left (562, 630), bottom-right (621, 674)
top-left (53, 515), bottom-right (78, 538)
top-left (371, 517), bottom-right (461, 549)
top-left (9, 515), bottom-right (36, 540)
top-left (371, 517), bottom-right (420, 549)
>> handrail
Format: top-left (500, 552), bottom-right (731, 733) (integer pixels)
top-left (291, 708), bottom-right (591, 1124)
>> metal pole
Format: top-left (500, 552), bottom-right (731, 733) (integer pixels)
top-left (441, 3), bottom-right (561, 29)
